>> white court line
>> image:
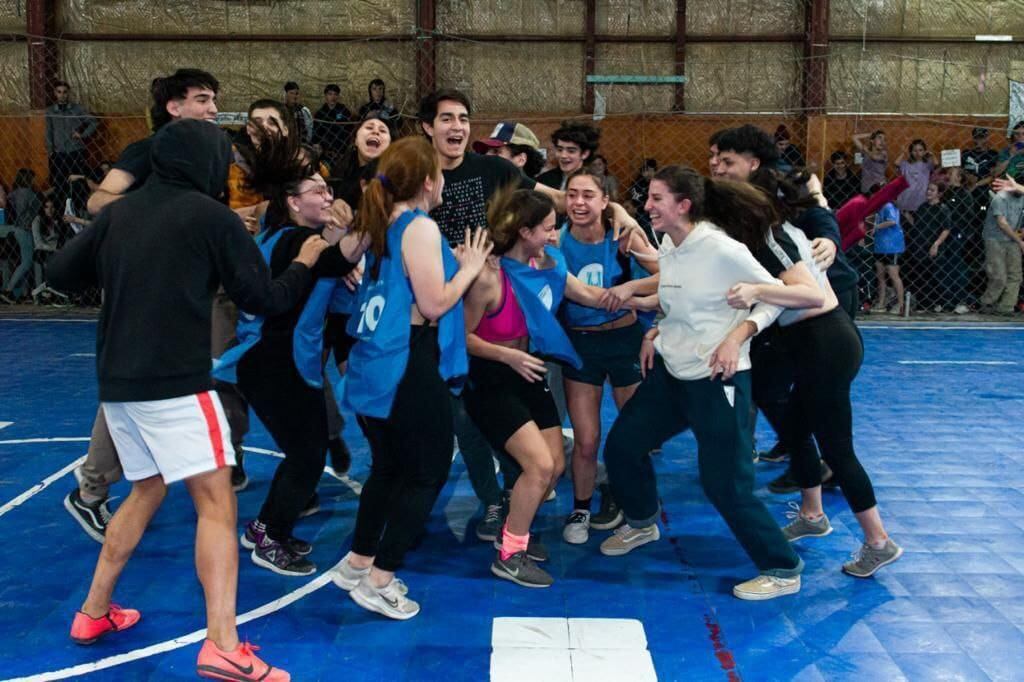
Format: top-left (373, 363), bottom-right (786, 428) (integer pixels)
top-left (68, 353), bottom-right (95, 357)
top-left (0, 422), bottom-right (11, 430)
top-left (2, 566), bottom-right (338, 682)
top-left (0, 438), bottom-right (359, 680)
top-left (897, 360), bottom-right (1018, 365)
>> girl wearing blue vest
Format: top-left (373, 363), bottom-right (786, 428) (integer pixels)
top-left (463, 189), bottom-right (623, 588)
top-left (558, 170), bottom-right (659, 545)
top-left (223, 134), bottom-right (367, 578)
top-left (336, 137), bottom-right (492, 620)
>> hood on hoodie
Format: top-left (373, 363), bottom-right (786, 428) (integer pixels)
top-left (151, 118), bottom-right (231, 198)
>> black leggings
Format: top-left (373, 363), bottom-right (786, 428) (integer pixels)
top-left (351, 325), bottom-right (454, 572)
top-left (780, 308), bottom-right (877, 513)
top-left (238, 341), bottom-right (330, 541)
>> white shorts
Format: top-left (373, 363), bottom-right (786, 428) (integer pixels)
top-left (102, 391), bottom-right (236, 485)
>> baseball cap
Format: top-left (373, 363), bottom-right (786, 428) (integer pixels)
top-left (472, 121), bottom-right (540, 153)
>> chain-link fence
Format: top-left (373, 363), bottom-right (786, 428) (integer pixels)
top-left (2, 0), bottom-right (1024, 315)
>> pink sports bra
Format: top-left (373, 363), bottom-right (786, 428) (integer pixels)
top-left (475, 268), bottom-right (528, 343)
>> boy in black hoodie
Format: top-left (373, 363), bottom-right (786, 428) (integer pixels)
top-left (48, 119), bottom-right (323, 682)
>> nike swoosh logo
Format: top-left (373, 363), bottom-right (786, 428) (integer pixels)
top-left (382, 595), bottom-right (400, 609)
top-left (216, 654), bottom-right (254, 675)
top-left (506, 566), bottom-right (519, 577)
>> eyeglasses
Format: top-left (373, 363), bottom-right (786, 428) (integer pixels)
top-left (293, 184), bottom-right (333, 199)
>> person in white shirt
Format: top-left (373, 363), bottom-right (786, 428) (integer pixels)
top-left (597, 165), bottom-right (818, 601)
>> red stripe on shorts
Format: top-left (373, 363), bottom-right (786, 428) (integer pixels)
top-left (196, 392), bottom-right (226, 469)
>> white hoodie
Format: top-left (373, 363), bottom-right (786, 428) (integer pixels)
top-left (654, 221), bottom-right (782, 381)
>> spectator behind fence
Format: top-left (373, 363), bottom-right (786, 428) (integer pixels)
top-left (870, 189), bottom-right (906, 314)
top-left (978, 189), bottom-right (1024, 315)
top-left (45, 81), bottom-right (97, 206)
top-left (907, 181), bottom-right (953, 312)
top-left (774, 124), bottom-right (805, 174)
top-left (0, 180), bottom-right (7, 224)
top-left (939, 167), bottom-right (975, 313)
top-left (963, 127), bottom-right (998, 190)
top-left (536, 120), bottom-right (600, 190)
top-left (626, 158), bottom-right (658, 240)
top-left (313, 84), bottom-right (353, 171)
top-left (471, 120), bottom-right (545, 179)
top-left (0, 169), bottom-right (40, 302)
top-left (284, 81), bottom-right (313, 144)
top-left (824, 151), bottom-right (860, 209)
top-left (853, 129), bottom-right (888, 194)
top-left (357, 78), bottom-right (399, 132)
top-left (588, 154), bottom-right (620, 201)
top-left (895, 138), bottom-right (934, 215)
top-left (30, 196), bottom-right (62, 299)
top-left (996, 121), bottom-right (1024, 180)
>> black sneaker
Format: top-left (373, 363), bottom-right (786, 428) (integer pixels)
top-left (240, 519), bottom-right (313, 556)
top-left (64, 489), bottom-right (112, 543)
top-left (231, 449), bottom-right (248, 492)
top-left (758, 443), bottom-right (789, 463)
top-left (250, 535), bottom-right (316, 576)
top-left (768, 461), bottom-right (835, 494)
top-left (491, 550), bottom-right (553, 588)
top-left (327, 436), bottom-right (351, 475)
top-left (591, 484), bottom-right (624, 530)
top-left (298, 492), bottom-right (320, 518)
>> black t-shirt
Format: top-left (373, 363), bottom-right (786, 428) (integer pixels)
top-left (911, 203), bottom-right (951, 254)
top-left (113, 136), bottom-right (154, 192)
top-left (824, 170), bottom-right (861, 209)
top-left (753, 227), bottom-right (804, 278)
top-left (536, 168), bottom-right (565, 190)
top-left (431, 152), bottom-right (536, 246)
top-left (962, 148), bottom-right (998, 180)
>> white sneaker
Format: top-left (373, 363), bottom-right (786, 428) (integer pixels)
top-left (954, 304), bottom-right (970, 315)
top-left (733, 574), bottom-right (801, 601)
top-left (933, 305), bottom-right (944, 313)
top-left (349, 576), bottom-right (420, 620)
top-left (332, 555), bottom-right (409, 594)
top-left (599, 523), bottom-right (660, 556)
top-left (545, 488), bottom-right (557, 503)
top-left (562, 510), bottom-right (591, 545)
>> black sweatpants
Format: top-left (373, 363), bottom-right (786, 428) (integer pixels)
top-left (780, 309), bottom-right (877, 513)
top-left (238, 341), bottom-right (329, 541)
top-left (603, 360), bottom-right (801, 577)
top-left (351, 325), bottom-right (455, 572)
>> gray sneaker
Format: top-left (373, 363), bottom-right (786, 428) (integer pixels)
top-left (349, 575), bottom-right (420, 620)
top-left (843, 539), bottom-right (904, 578)
top-left (333, 556), bottom-right (409, 594)
top-left (599, 523), bottom-right (660, 556)
top-left (493, 534), bottom-right (549, 562)
top-left (781, 505), bottom-right (833, 542)
top-left (475, 504), bottom-right (504, 542)
top-left (491, 550), bottom-right (554, 588)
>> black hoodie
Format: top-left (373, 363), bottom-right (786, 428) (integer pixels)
top-left (48, 119), bottom-right (314, 402)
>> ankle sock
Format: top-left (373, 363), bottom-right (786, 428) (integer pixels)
top-left (80, 491), bottom-right (104, 505)
top-left (500, 524), bottom-right (529, 561)
top-left (573, 497), bottom-right (592, 512)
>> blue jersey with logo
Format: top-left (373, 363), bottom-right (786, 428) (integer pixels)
top-left (559, 227), bottom-right (633, 328)
top-left (501, 245), bottom-right (582, 369)
top-left (343, 209), bottom-right (468, 418)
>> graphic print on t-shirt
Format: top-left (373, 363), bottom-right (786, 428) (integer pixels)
top-left (433, 175), bottom-right (487, 246)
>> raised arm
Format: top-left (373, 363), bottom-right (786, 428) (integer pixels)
top-left (403, 221), bottom-right (491, 321)
top-left (87, 169), bottom-right (136, 216)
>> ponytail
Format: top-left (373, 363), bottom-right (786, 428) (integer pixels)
top-left (353, 136), bottom-right (439, 277)
top-left (486, 187), bottom-right (555, 255)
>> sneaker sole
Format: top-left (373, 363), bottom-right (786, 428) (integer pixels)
top-left (250, 549), bottom-right (316, 577)
top-left (297, 505), bottom-right (320, 519)
top-left (348, 587), bottom-right (419, 620)
top-left (240, 534), bottom-right (255, 550)
top-left (475, 528), bottom-right (499, 542)
top-left (63, 494), bottom-right (106, 544)
top-left (732, 581), bottom-right (801, 601)
top-left (562, 532), bottom-right (589, 545)
top-left (590, 511), bottom-right (624, 531)
top-left (843, 545), bottom-right (904, 578)
top-left (331, 571), bottom-right (364, 591)
top-left (599, 530), bottom-right (660, 556)
top-left (786, 525), bottom-right (834, 542)
top-left (490, 563), bottom-right (553, 588)
top-left (758, 455), bottom-right (789, 463)
top-left (197, 664), bottom-right (271, 681)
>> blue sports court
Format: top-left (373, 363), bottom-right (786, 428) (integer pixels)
top-left (2, 316), bottom-right (1023, 681)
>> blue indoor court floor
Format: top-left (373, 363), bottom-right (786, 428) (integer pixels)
top-left (2, 316), bottom-right (1024, 681)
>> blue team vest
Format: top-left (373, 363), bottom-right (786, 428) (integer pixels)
top-left (212, 226), bottom-right (338, 388)
top-left (342, 209), bottom-right (468, 419)
top-left (501, 245), bottom-right (582, 369)
top-left (559, 228), bottom-right (633, 328)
